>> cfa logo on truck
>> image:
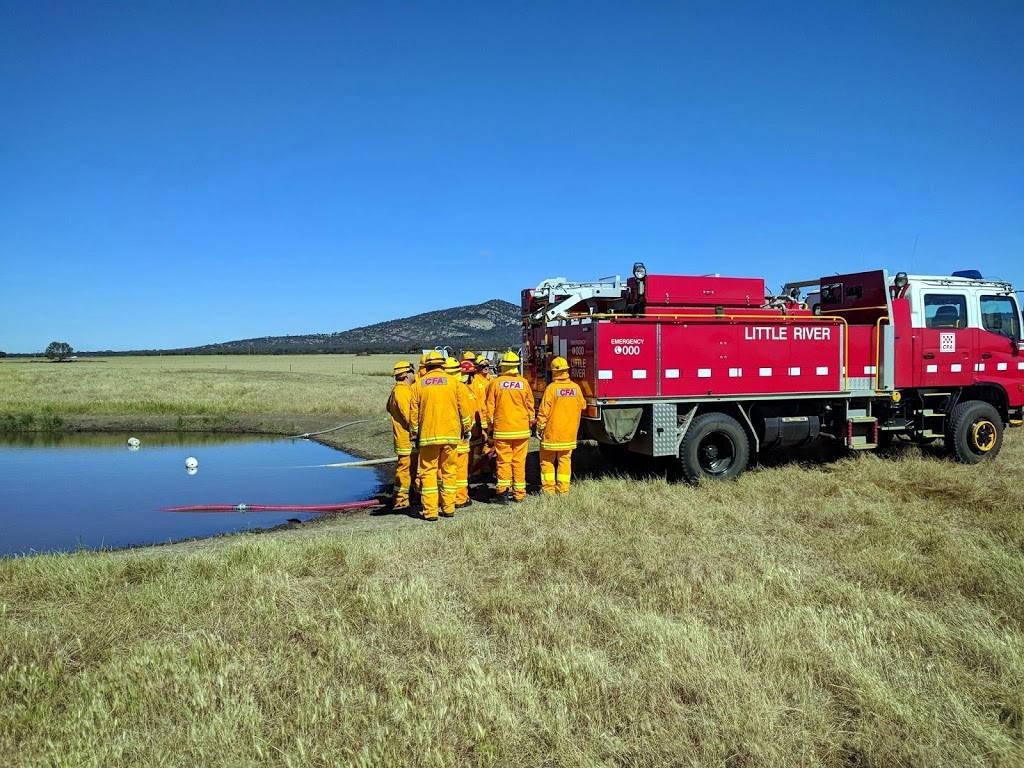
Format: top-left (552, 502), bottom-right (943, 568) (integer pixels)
top-left (499, 380), bottom-right (525, 390)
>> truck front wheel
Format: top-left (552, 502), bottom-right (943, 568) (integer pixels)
top-left (679, 412), bottom-right (750, 483)
top-left (946, 400), bottom-right (1003, 463)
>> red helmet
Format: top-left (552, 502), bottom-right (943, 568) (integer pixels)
top-left (460, 360), bottom-right (475, 373)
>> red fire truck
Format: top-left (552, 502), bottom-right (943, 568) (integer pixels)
top-left (521, 263), bottom-right (1024, 482)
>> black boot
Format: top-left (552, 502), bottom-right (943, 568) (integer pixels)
top-left (492, 491), bottom-right (510, 506)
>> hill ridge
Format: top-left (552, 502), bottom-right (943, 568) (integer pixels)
top-left (182, 298), bottom-right (521, 355)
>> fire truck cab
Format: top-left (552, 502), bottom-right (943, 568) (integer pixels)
top-left (522, 264), bottom-right (1024, 483)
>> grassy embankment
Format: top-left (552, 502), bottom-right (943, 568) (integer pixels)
top-left (1, 356), bottom-right (1023, 765)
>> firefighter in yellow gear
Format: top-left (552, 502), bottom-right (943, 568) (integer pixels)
top-left (473, 354), bottom-right (496, 476)
top-left (462, 350), bottom-right (476, 362)
top-left (475, 354), bottom-right (492, 381)
top-left (386, 360), bottom-right (418, 509)
top-left (535, 356), bottom-right (587, 495)
top-left (451, 358), bottom-right (482, 507)
top-left (410, 352), bottom-right (474, 520)
top-left (485, 351), bottom-right (533, 503)
top-left (467, 358), bottom-right (490, 475)
top-left (416, 353), bottom-right (430, 381)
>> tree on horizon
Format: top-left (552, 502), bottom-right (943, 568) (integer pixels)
top-left (44, 341), bottom-right (74, 362)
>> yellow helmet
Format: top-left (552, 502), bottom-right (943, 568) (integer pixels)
top-left (425, 351), bottom-right (445, 368)
top-left (443, 356), bottom-right (460, 374)
top-left (393, 360), bottom-right (414, 377)
top-left (462, 350), bottom-right (476, 360)
top-left (549, 356), bottom-right (569, 372)
top-left (500, 351), bottom-right (521, 371)
top-left (475, 354), bottom-right (490, 368)
top-left (419, 353), bottom-right (430, 366)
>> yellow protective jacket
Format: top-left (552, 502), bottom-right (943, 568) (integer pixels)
top-left (471, 374), bottom-right (490, 427)
top-left (486, 372), bottom-right (534, 440)
top-left (386, 381), bottom-right (416, 455)
top-left (458, 381), bottom-right (479, 453)
top-left (536, 373), bottom-right (586, 450)
top-left (410, 370), bottom-right (473, 446)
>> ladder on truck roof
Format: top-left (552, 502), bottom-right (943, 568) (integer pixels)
top-left (530, 276), bottom-right (630, 323)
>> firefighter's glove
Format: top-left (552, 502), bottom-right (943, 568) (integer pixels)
top-left (462, 430), bottom-right (472, 442)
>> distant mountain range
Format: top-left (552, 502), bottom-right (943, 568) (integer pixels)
top-left (85, 299), bottom-right (522, 356)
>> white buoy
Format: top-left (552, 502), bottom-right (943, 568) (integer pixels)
top-left (185, 466), bottom-right (198, 476)
top-left (127, 437), bottom-right (141, 448)
top-left (185, 456), bottom-right (198, 470)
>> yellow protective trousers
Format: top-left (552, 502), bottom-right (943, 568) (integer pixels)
top-left (539, 448), bottom-right (573, 495)
top-left (392, 452), bottom-right (418, 509)
top-left (456, 442), bottom-right (471, 505)
top-left (495, 438), bottom-right (529, 500)
top-left (418, 443), bottom-right (458, 518)
top-left (410, 450), bottom-right (420, 499)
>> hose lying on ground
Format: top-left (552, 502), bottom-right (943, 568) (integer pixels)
top-left (288, 418), bottom-right (388, 440)
top-left (161, 500), bottom-right (383, 513)
top-left (318, 457), bottom-right (398, 468)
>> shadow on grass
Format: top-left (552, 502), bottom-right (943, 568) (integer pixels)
top-left (566, 437), bottom-right (952, 484)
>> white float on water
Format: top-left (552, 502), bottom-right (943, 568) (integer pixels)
top-left (127, 437), bottom-right (141, 448)
top-left (185, 456), bottom-right (199, 470)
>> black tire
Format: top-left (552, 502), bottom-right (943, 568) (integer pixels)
top-left (679, 412), bottom-right (750, 483)
top-left (945, 400), bottom-right (1003, 464)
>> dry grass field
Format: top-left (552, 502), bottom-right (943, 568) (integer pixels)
top-left (0, 354), bottom-right (396, 417)
top-left (1, 355), bottom-right (1022, 765)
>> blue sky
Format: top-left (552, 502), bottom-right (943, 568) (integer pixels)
top-left (2, 1), bottom-right (1021, 353)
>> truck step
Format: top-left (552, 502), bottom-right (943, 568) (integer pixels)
top-left (849, 438), bottom-right (878, 450)
top-left (848, 416), bottom-right (878, 423)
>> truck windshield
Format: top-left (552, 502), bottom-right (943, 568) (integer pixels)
top-left (980, 295), bottom-right (1021, 340)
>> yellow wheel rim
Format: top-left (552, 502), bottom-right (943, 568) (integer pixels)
top-left (971, 420), bottom-right (997, 452)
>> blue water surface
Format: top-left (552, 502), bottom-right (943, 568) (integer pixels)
top-left (0, 433), bottom-right (383, 556)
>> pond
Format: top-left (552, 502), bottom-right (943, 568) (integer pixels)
top-left (0, 433), bottom-right (383, 557)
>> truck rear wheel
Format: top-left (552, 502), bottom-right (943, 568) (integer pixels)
top-left (946, 400), bottom-right (1003, 464)
top-left (679, 412), bottom-right (750, 483)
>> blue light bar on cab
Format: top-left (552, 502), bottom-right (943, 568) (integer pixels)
top-left (952, 270), bottom-right (983, 279)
